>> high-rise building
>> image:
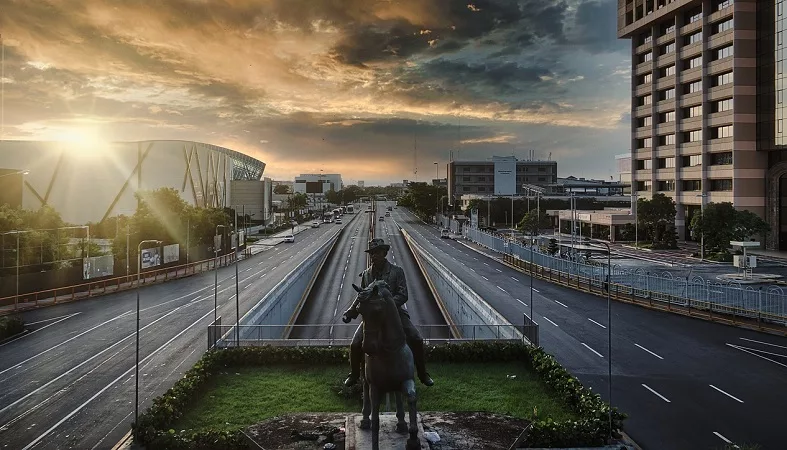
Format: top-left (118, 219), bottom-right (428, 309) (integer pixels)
top-left (617, 0), bottom-right (787, 247)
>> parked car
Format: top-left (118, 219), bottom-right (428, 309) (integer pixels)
top-left (440, 229), bottom-right (451, 239)
top-left (311, 221), bottom-right (320, 228)
top-left (283, 234), bottom-right (295, 243)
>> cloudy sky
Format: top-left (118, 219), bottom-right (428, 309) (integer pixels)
top-left (0, 0), bottom-right (631, 185)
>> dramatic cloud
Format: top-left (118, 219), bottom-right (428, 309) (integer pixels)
top-left (0, 0), bottom-right (632, 184)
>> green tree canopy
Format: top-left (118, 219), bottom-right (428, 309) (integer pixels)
top-left (691, 203), bottom-right (770, 253)
top-left (273, 184), bottom-right (291, 194)
top-left (637, 193), bottom-right (677, 249)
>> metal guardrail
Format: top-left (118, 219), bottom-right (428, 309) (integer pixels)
top-left (464, 228), bottom-right (787, 327)
top-left (208, 324), bottom-right (523, 349)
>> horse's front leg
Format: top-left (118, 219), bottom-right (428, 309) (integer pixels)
top-left (395, 391), bottom-right (407, 433)
top-left (360, 378), bottom-right (371, 430)
top-left (403, 379), bottom-right (420, 450)
top-left (370, 384), bottom-right (381, 450)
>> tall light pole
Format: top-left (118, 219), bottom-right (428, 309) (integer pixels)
top-left (529, 237), bottom-right (535, 321)
top-left (585, 237), bottom-right (613, 440)
top-left (234, 213), bottom-right (240, 347)
top-left (136, 239), bottom-right (161, 426)
top-left (434, 162), bottom-right (439, 225)
top-left (631, 193), bottom-right (639, 250)
top-left (214, 224), bottom-right (226, 323)
top-left (696, 193), bottom-right (707, 261)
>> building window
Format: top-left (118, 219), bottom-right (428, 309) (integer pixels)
top-left (658, 157), bottom-right (676, 168)
top-left (660, 21), bottom-right (676, 36)
top-left (660, 65), bottom-right (676, 77)
top-left (477, 187), bottom-right (486, 192)
top-left (463, 186), bottom-right (471, 192)
top-left (685, 7), bottom-right (702, 24)
top-left (659, 110), bottom-right (676, 123)
top-left (712, 71), bottom-right (734, 86)
top-left (659, 88), bottom-right (675, 101)
top-left (710, 179), bottom-right (733, 191)
top-left (640, 31), bottom-right (653, 45)
top-left (658, 180), bottom-right (676, 191)
top-left (682, 179), bottom-right (702, 191)
top-left (637, 180), bottom-right (653, 191)
top-left (684, 31), bottom-right (703, 45)
top-left (639, 73), bottom-right (653, 84)
top-left (639, 94), bottom-right (652, 106)
top-left (640, 51), bottom-right (653, 63)
top-left (637, 116), bottom-right (653, 127)
top-left (538, 177), bottom-right (546, 182)
top-left (710, 152), bottom-right (733, 165)
top-left (713, 0), bottom-right (733, 12)
top-left (637, 137), bottom-right (653, 148)
top-left (463, 176), bottom-right (470, 181)
top-left (712, 125), bottom-right (733, 138)
top-left (683, 104), bottom-right (702, 118)
top-left (661, 42), bottom-right (675, 55)
top-left (713, 18), bottom-right (733, 35)
top-left (684, 56), bottom-right (703, 69)
top-left (538, 167), bottom-right (546, 172)
top-left (636, 159), bottom-right (653, 170)
top-left (712, 98), bottom-right (733, 113)
top-left (682, 154), bottom-right (703, 167)
top-left (713, 45), bottom-right (734, 60)
top-left (658, 134), bottom-right (676, 145)
top-left (684, 129), bottom-right (703, 142)
top-left (683, 80), bottom-right (702, 94)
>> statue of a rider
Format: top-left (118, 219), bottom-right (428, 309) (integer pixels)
top-left (343, 238), bottom-right (434, 387)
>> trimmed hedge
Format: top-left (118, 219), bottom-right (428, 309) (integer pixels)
top-left (0, 316), bottom-right (24, 341)
top-left (134, 342), bottom-right (625, 449)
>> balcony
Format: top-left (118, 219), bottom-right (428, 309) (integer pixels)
top-left (635, 127), bottom-right (653, 139)
top-left (707, 166), bottom-right (733, 178)
top-left (681, 116), bottom-right (702, 130)
top-left (679, 141), bottom-right (702, 152)
top-left (708, 85), bottom-right (734, 101)
top-left (635, 104), bottom-right (653, 116)
top-left (655, 76), bottom-right (676, 89)
top-left (656, 122), bottom-right (676, 134)
top-left (707, 139), bottom-right (733, 152)
top-left (679, 92), bottom-right (702, 107)
top-left (636, 60), bottom-right (653, 74)
top-left (708, 111), bottom-right (733, 127)
top-left (680, 20), bottom-right (702, 36)
top-left (679, 42), bottom-right (702, 59)
top-left (656, 32), bottom-right (675, 46)
top-left (709, 30), bottom-right (734, 50)
top-left (635, 83), bottom-right (653, 97)
top-left (655, 147), bottom-right (678, 158)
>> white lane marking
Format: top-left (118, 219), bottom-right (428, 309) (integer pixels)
top-left (244, 268), bottom-right (252, 272)
top-left (495, 268), bottom-right (502, 273)
top-left (483, 262), bottom-right (489, 266)
top-left (588, 318), bottom-right (606, 329)
top-left (709, 385), bottom-right (744, 403)
top-left (726, 343), bottom-right (787, 368)
top-left (510, 276), bottom-right (520, 282)
top-left (481, 276), bottom-right (489, 281)
top-left (0, 313), bottom-right (82, 348)
top-left (713, 432), bottom-right (736, 446)
top-left (0, 310), bottom-right (133, 377)
top-left (581, 342), bottom-right (603, 357)
top-left (473, 257), bottom-right (478, 260)
top-left (516, 299), bottom-right (528, 307)
top-left (496, 286), bottom-right (506, 293)
top-left (554, 300), bottom-right (568, 308)
top-left (634, 343), bottom-right (664, 360)
top-left (739, 337), bottom-right (787, 350)
top-left (543, 316), bottom-right (559, 327)
top-left (642, 384), bottom-right (671, 402)
top-left (20, 308), bottom-right (216, 450)
top-left (25, 313), bottom-right (81, 326)
top-left (243, 284), bottom-right (252, 290)
top-left (259, 274), bottom-right (265, 279)
top-left (532, 288), bottom-right (540, 293)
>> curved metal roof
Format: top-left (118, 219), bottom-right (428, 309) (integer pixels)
top-left (201, 143), bottom-right (266, 181)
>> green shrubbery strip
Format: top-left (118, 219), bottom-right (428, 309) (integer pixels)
top-left (134, 342), bottom-right (625, 449)
top-left (0, 316), bottom-right (24, 341)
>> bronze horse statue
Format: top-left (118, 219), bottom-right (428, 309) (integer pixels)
top-left (344, 280), bottom-right (420, 450)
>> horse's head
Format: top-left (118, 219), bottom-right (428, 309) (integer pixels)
top-left (352, 281), bottom-right (393, 355)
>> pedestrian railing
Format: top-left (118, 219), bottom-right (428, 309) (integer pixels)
top-left (207, 323), bottom-right (524, 349)
top-left (465, 228), bottom-right (787, 328)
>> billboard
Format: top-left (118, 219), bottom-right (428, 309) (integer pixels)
top-left (305, 181), bottom-right (322, 193)
top-left (494, 158), bottom-right (517, 196)
top-left (163, 244), bottom-right (180, 264)
top-left (470, 208), bottom-right (479, 229)
top-left (141, 247), bottom-right (161, 269)
top-left (83, 255), bottom-right (114, 280)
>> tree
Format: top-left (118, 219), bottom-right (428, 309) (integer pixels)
top-left (692, 203), bottom-right (770, 254)
top-left (517, 210), bottom-right (550, 235)
top-left (287, 193), bottom-right (308, 212)
top-left (273, 184), bottom-right (291, 194)
top-left (324, 189), bottom-right (341, 205)
top-left (637, 193), bottom-right (677, 249)
top-left (735, 210), bottom-right (770, 241)
top-left (397, 183), bottom-right (445, 220)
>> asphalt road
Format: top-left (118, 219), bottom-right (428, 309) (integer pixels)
top-left (292, 203), bottom-right (447, 341)
top-left (391, 204), bottom-right (787, 450)
top-left (0, 223), bottom-right (342, 450)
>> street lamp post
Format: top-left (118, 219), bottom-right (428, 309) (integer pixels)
top-left (234, 214), bottom-right (240, 347)
top-left (214, 224), bottom-right (226, 323)
top-left (585, 237), bottom-right (613, 440)
top-left (631, 193), bottom-right (639, 250)
top-left (697, 193), bottom-right (707, 261)
top-left (529, 237), bottom-right (535, 321)
top-left (136, 239), bottom-right (162, 426)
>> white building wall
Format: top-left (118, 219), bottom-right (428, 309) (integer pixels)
top-left (293, 173), bottom-right (343, 193)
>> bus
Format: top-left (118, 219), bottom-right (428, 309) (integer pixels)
top-left (345, 205), bottom-right (354, 214)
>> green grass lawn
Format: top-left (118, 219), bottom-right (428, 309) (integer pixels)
top-left (175, 362), bottom-right (577, 432)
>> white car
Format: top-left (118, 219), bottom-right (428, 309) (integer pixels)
top-left (440, 229), bottom-right (451, 239)
top-left (311, 221), bottom-right (320, 228)
top-left (283, 234), bottom-right (295, 243)
top-left (335, 217), bottom-right (342, 224)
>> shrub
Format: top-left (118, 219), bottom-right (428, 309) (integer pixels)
top-left (0, 316), bottom-right (24, 341)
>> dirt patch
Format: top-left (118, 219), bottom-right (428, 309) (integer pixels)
top-left (244, 411), bottom-right (529, 450)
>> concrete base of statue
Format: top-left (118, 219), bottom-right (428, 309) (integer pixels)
top-left (344, 413), bottom-right (428, 450)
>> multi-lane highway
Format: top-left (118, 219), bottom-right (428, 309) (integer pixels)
top-left (0, 223), bottom-right (342, 449)
top-left (390, 203), bottom-right (787, 450)
top-left (292, 203), bottom-right (448, 341)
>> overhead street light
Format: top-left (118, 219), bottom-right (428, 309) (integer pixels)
top-left (135, 239), bottom-right (162, 427)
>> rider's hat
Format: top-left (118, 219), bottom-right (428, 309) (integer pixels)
top-left (365, 238), bottom-right (390, 253)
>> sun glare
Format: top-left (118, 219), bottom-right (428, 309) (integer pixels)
top-left (54, 128), bottom-right (108, 156)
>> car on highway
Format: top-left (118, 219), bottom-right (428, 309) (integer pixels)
top-left (283, 234), bottom-right (295, 243)
top-left (311, 221), bottom-right (320, 228)
top-left (335, 217), bottom-right (342, 224)
top-left (440, 229), bottom-right (451, 239)
top-left (379, 216), bottom-right (384, 221)
top-left (385, 211), bottom-right (390, 217)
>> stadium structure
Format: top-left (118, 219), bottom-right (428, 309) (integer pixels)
top-left (0, 140), bottom-right (269, 224)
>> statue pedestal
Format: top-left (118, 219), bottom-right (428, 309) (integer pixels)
top-left (345, 413), bottom-right (428, 450)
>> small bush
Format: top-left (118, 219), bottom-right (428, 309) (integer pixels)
top-left (0, 316), bottom-right (24, 340)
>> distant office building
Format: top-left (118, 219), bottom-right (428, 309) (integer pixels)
top-left (447, 156), bottom-right (557, 205)
top-left (616, 153), bottom-right (632, 194)
top-left (358, 181), bottom-right (365, 188)
top-left (230, 177), bottom-right (273, 225)
top-left (617, 0), bottom-right (781, 246)
top-left (293, 173), bottom-right (343, 194)
top-left (432, 178), bottom-right (447, 187)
